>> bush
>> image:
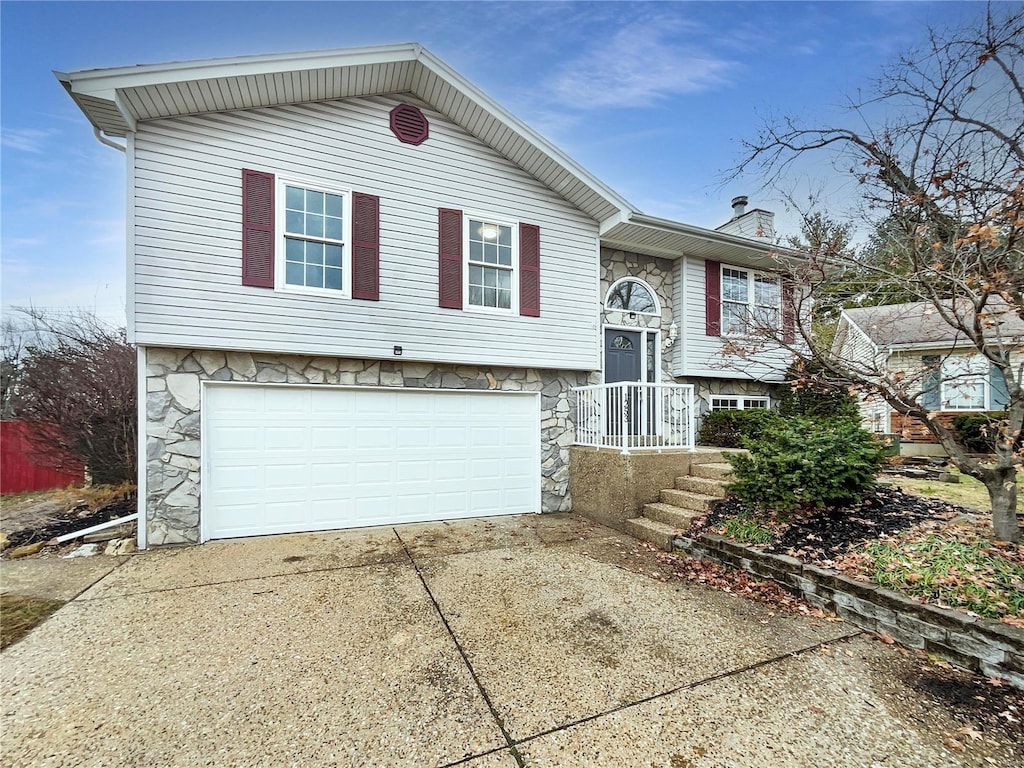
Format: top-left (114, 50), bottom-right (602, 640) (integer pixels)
top-left (951, 411), bottom-right (1018, 453)
top-left (698, 409), bottom-right (781, 448)
top-left (726, 416), bottom-right (885, 514)
top-left (776, 363), bottom-right (860, 420)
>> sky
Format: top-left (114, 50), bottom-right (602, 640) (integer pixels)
top-left (0, 0), bottom-right (992, 326)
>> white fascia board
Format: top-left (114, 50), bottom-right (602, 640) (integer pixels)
top-left (887, 340), bottom-right (1011, 353)
top-left (836, 309), bottom-right (879, 357)
top-left (630, 212), bottom-right (803, 259)
top-left (112, 91), bottom-right (138, 132)
top-left (54, 43), bottom-right (423, 97)
top-left (414, 49), bottom-right (635, 218)
top-left (56, 43), bottom-right (635, 224)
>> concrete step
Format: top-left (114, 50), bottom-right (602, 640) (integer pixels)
top-left (691, 462), bottom-right (733, 481)
top-left (642, 502), bottom-right (700, 530)
top-left (659, 489), bottom-right (719, 512)
top-left (624, 516), bottom-right (678, 552)
top-left (689, 450), bottom-right (727, 465)
top-left (674, 475), bottom-right (728, 497)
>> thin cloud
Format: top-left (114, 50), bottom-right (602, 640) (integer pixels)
top-left (547, 22), bottom-right (738, 110)
top-left (1, 128), bottom-right (59, 153)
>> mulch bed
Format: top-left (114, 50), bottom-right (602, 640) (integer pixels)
top-left (3, 498), bottom-right (136, 550)
top-left (695, 486), bottom-right (966, 567)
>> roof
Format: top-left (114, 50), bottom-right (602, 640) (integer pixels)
top-left (56, 43), bottom-right (787, 262)
top-left (843, 300), bottom-right (1024, 349)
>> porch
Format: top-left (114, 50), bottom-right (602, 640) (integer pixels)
top-left (572, 381), bottom-right (696, 452)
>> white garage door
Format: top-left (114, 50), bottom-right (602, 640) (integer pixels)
top-left (202, 384), bottom-right (541, 541)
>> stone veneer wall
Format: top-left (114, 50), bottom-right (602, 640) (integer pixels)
top-left (145, 347), bottom-right (597, 545)
top-left (600, 248), bottom-right (674, 379)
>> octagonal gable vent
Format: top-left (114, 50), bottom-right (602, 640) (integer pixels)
top-left (389, 104), bottom-right (429, 146)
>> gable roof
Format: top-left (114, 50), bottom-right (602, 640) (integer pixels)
top-left (56, 43), bottom-right (633, 224)
top-left (56, 43), bottom-right (793, 262)
top-left (843, 300), bottom-right (1024, 349)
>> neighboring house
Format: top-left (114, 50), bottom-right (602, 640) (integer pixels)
top-left (58, 44), bottom-right (799, 547)
top-left (834, 301), bottom-right (1022, 455)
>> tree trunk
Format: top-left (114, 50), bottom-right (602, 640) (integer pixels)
top-left (984, 466), bottom-right (1020, 543)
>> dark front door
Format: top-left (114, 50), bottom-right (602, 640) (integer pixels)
top-left (605, 330), bottom-right (641, 383)
top-left (604, 330), bottom-right (642, 438)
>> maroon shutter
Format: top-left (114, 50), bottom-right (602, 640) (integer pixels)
top-left (781, 276), bottom-right (796, 343)
top-left (242, 169), bottom-right (275, 287)
top-left (519, 223), bottom-right (541, 317)
top-left (438, 208), bottom-right (463, 309)
top-left (705, 260), bottom-right (721, 336)
top-left (351, 192), bottom-right (380, 300)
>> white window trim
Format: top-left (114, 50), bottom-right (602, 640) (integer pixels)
top-left (720, 264), bottom-right (781, 336)
top-left (710, 395), bottom-right (771, 411)
top-left (275, 176), bottom-right (352, 299)
top-left (462, 212), bottom-right (519, 315)
top-left (940, 354), bottom-right (989, 411)
top-left (604, 277), bottom-right (661, 316)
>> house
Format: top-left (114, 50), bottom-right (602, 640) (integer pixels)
top-left (57, 44), bottom-right (800, 548)
top-left (834, 301), bottom-right (1022, 455)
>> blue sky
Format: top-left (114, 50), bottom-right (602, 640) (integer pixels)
top-left (0, 1), bottom-right (986, 325)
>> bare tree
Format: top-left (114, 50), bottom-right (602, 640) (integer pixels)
top-left (727, 6), bottom-right (1023, 541)
top-left (9, 309), bottom-right (137, 485)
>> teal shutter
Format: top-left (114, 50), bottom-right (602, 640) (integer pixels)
top-left (990, 362), bottom-right (1010, 410)
top-left (921, 355), bottom-right (941, 410)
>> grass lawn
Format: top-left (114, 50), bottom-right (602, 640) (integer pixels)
top-left (888, 472), bottom-right (1021, 514)
top-left (0, 594), bottom-right (65, 650)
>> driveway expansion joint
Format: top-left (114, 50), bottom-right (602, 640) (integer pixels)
top-left (394, 527), bottom-right (526, 768)
top-left (70, 557), bottom-right (405, 603)
top-left (501, 629), bottom-right (867, 751)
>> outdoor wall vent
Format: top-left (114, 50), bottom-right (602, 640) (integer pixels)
top-left (389, 104), bottom-right (429, 146)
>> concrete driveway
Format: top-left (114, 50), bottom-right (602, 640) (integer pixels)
top-left (0, 514), bottom-right (1010, 767)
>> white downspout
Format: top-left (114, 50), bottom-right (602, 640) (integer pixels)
top-left (93, 126), bottom-right (126, 152)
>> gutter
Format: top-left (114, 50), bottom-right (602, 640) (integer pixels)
top-left (93, 126), bottom-right (126, 152)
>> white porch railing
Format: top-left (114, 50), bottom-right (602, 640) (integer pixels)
top-left (572, 382), bottom-right (695, 452)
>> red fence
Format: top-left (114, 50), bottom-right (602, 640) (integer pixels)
top-left (1, 421), bottom-right (85, 494)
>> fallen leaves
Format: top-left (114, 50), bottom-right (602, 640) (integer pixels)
top-left (943, 735), bottom-right (966, 752)
top-left (651, 550), bottom-right (824, 616)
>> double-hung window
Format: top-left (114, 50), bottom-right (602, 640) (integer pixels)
top-left (279, 181), bottom-right (349, 295)
top-left (466, 217), bottom-right (515, 311)
top-left (940, 354), bottom-right (988, 410)
top-left (721, 266), bottom-right (780, 335)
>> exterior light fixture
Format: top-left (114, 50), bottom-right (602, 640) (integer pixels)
top-left (663, 322), bottom-right (679, 349)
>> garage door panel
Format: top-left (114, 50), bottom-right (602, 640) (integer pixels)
top-left (355, 426), bottom-right (393, 450)
top-left (203, 385), bottom-right (540, 541)
top-left (396, 426), bottom-right (431, 448)
top-left (434, 491), bottom-right (469, 515)
top-left (355, 460), bottom-right (393, 484)
top-left (311, 427), bottom-right (352, 450)
top-left (264, 388), bottom-right (308, 412)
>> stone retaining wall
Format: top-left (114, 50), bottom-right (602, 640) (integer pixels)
top-left (676, 532), bottom-right (1024, 689)
top-left (145, 346), bottom-right (596, 545)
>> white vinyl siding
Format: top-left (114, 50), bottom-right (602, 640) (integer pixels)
top-left (674, 256), bottom-right (789, 381)
top-left (131, 95), bottom-right (599, 370)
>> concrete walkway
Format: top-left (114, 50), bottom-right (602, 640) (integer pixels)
top-left (0, 514), bottom-right (1011, 767)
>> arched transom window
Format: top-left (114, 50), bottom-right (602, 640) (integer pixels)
top-left (605, 278), bottom-right (660, 315)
